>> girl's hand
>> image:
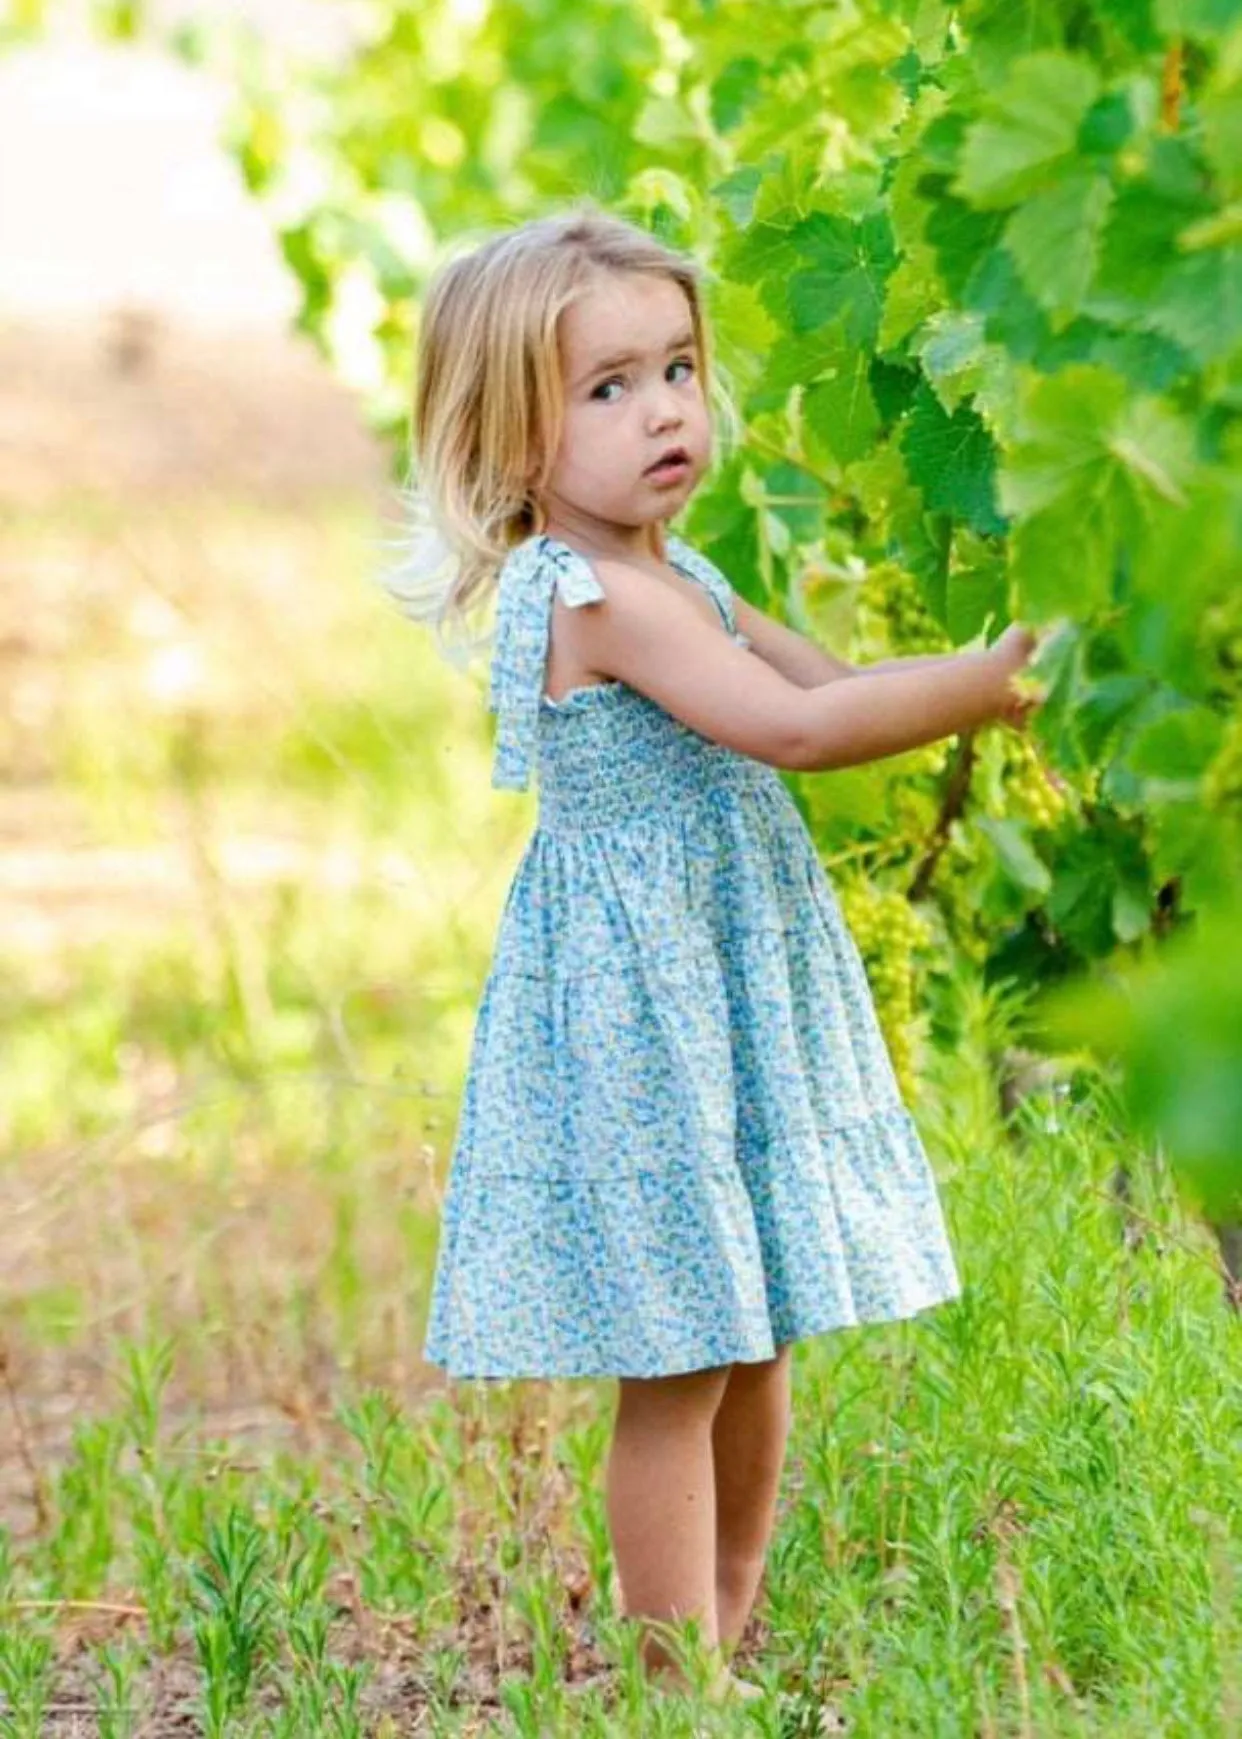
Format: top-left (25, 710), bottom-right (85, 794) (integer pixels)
top-left (987, 623), bottom-right (1045, 729)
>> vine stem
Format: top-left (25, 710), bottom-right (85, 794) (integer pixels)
top-left (742, 428), bottom-right (846, 498)
top-left (821, 831), bottom-right (921, 872)
top-left (1161, 39), bottom-right (1183, 133)
top-left (907, 730), bottom-right (978, 901)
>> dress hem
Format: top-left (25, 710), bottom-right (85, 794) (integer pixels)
top-left (421, 1278), bottom-right (963, 1383)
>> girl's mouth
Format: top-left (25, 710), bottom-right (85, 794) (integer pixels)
top-left (645, 450), bottom-right (692, 482)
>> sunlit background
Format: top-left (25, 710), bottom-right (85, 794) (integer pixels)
top-left (0, 0), bottom-right (531, 1503)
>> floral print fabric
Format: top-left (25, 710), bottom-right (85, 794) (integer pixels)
top-left (423, 532), bottom-right (961, 1380)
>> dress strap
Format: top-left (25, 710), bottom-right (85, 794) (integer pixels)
top-left (665, 534), bottom-right (752, 650)
top-left (488, 534), bottom-right (606, 790)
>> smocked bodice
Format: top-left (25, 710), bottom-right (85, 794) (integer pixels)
top-left (487, 532), bottom-right (777, 834)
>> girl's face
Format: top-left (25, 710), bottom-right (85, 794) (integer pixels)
top-left (537, 270), bottom-right (712, 551)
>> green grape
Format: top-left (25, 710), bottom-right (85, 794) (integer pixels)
top-left (1004, 733), bottom-right (1069, 830)
top-left (885, 738), bottom-right (950, 835)
top-left (892, 784), bottom-right (939, 833)
top-left (837, 878), bottom-right (933, 1101)
top-left (855, 560), bottom-right (952, 661)
top-left (976, 727), bottom-right (1069, 829)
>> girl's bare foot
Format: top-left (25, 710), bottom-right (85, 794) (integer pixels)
top-left (644, 1654), bottom-right (764, 1704)
top-left (706, 1665), bottom-right (765, 1704)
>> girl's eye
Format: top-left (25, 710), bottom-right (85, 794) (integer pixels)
top-left (590, 357), bottom-right (696, 403)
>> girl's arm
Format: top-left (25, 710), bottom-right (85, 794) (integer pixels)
top-left (863, 651), bottom-right (962, 676)
top-left (733, 596), bottom-right (855, 686)
top-left (575, 561), bottom-right (1031, 774)
top-left (735, 598), bottom-right (965, 688)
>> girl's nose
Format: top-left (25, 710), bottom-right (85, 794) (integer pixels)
top-left (647, 387), bottom-right (683, 430)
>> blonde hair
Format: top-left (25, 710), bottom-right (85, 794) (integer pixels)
top-left (376, 201), bottom-right (739, 668)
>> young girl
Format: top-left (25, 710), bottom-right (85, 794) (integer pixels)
top-left (386, 205), bottom-right (1038, 1702)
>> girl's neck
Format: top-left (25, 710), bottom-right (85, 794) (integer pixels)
top-left (540, 508), bottom-right (668, 565)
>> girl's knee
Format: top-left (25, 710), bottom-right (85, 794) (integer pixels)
top-left (727, 1344), bottom-right (793, 1389)
top-left (616, 1361), bottom-right (733, 1420)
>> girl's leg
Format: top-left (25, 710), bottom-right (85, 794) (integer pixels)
top-left (605, 1362), bottom-right (732, 1686)
top-left (710, 1342), bottom-right (793, 1651)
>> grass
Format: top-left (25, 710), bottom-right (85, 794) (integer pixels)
top-left (1, 495), bottom-right (1239, 1735)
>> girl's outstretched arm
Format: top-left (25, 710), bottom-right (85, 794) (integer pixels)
top-left (733, 596), bottom-right (855, 687)
top-left (736, 598), bottom-right (972, 689)
top-left (572, 559), bottom-right (1033, 774)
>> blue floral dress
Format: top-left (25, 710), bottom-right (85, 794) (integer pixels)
top-left (423, 531), bottom-right (961, 1380)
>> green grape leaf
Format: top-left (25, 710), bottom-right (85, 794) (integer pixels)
top-left (1003, 169), bottom-right (1115, 325)
top-left (710, 164), bottom-right (766, 228)
top-left (868, 358), bottom-right (922, 427)
top-left (1077, 88), bottom-right (1137, 156)
top-left (1024, 621), bottom-right (1090, 766)
top-left (998, 363), bottom-right (1127, 515)
top-left (922, 182), bottom-right (1007, 299)
top-left (900, 383), bottom-right (1006, 535)
top-left (710, 57), bottom-right (765, 133)
top-left (1147, 801), bottom-right (1241, 915)
top-left (1075, 674), bottom-right (1154, 765)
top-left (1008, 493), bottom-right (1113, 622)
top-left (1155, 0), bottom-right (1242, 41)
top-left (1130, 475), bottom-right (1242, 696)
top-left (803, 329), bottom-right (882, 466)
top-left (978, 816), bottom-right (1052, 896)
top-left (1040, 894), bottom-right (1242, 1216)
top-left (878, 257), bottom-right (942, 350)
top-left (946, 536), bottom-right (1007, 643)
top-left (1123, 705), bottom-right (1226, 801)
top-left (721, 218), bottom-right (803, 285)
top-left (760, 459), bottom-right (828, 542)
top-left (1112, 877), bottom-right (1153, 944)
top-left (760, 323), bottom-right (857, 398)
top-left (961, 245), bottom-right (1057, 363)
top-left (1045, 825), bottom-right (1149, 957)
top-left (684, 456), bottom-right (764, 601)
top-left (955, 51), bottom-right (1101, 210)
top-left (785, 210), bottom-right (898, 347)
top-left (1087, 0), bottom-right (1161, 51)
top-left (634, 94), bottom-right (704, 150)
top-left (1146, 245), bottom-right (1242, 366)
top-left (1199, 88), bottom-right (1242, 201)
top-left (800, 766), bottom-right (890, 841)
top-left (915, 309), bottom-right (988, 412)
top-left (998, 365), bottom-right (1196, 618)
top-left (1090, 172), bottom-right (1214, 323)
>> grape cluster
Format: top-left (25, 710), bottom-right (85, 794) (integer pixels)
top-left (837, 877), bottom-right (933, 1101)
top-left (899, 740), bottom-right (952, 779)
top-left (975, 727), bottom-right (1068, 829)
top-left (887, 738), bottom-right (951, 832)
top-left (1000, 733), bottom-right (1069, 829)
top-left (856, 560), bottom-right (953, 658)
